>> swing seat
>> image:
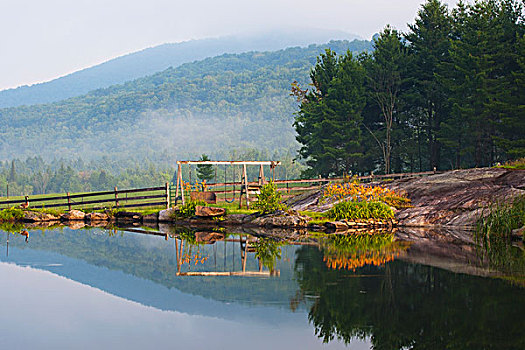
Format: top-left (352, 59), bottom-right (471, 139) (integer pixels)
top-left (190, 191), bottom-right (217, 204)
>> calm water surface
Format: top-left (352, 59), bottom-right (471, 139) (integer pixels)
top-left (0, 227), bottom-right (523, 349)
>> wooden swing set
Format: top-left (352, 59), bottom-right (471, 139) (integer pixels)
top-left (174, 161), bottom-right (281, 209)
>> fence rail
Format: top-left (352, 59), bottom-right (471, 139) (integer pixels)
top-left (0, 184), bottom-right (169, 210)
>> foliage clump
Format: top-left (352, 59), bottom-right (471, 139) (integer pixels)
top-left (252, 181), bottom-right (287, 214)
top-left (494, 158), bottom-right (525, 170)
top-left (476, 196), bottom-right (525, 241)
top-left (323, 181), bottom-right (410, 209)
top-left (0, 207), bottom-right (24, 221)
top-left (178, 199), bottom-right (206, 218)
top-left (327, 201), bottom-right (394, 221)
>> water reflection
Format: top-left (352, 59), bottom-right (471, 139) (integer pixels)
top-left (319, 233), bottom-right (409, 271)
top-left (0, 224), bottom-right (523, 349)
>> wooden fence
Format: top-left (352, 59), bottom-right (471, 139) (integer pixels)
top-left (0, 184), bottom-right (170, 210)
top-left (198, 170), bottom-right (441, 203)
top-left (0, 170), bottom-right (440, 210)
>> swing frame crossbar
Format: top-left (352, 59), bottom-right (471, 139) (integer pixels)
top-left (174, 161), bottom-right (281, 209)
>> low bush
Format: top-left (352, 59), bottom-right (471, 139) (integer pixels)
top-left (0, 207), bottom-right (25, 222)
top-left (322, 181), bottom-right (411, 209)
top-left (179, 199), bottom-right (206, 218)
top-left (327, 201), bottom-right (394, 221)
top-left (252, 181), bottom-right (287, 214)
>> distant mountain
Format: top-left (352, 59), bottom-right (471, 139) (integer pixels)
top-left (0, 29), bottom-right (359, 108)
top-left (0, 39), bottom-right (373, 162)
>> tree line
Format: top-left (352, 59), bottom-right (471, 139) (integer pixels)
top-left (293, 0), bottom-right (524, 177)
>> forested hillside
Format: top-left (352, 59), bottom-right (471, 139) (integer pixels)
top-left (0, 30), bottom-right (359, 108)
top-left (0, 40), bottom-right (371, 196)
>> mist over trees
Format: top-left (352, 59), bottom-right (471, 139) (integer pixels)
top-left (293, 0), bottom-right (524, 176)
top-left (0, 40), bottom-right (372, 163)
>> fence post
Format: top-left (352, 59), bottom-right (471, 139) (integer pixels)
top-left (67, 192), bottom-right (71, 211)
top-left (114, 187), bottom-right (119, 208)
top-left (166, 182), bottom-right (170, 209)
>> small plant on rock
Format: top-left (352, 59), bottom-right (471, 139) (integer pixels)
top-left (179, 199), bottom-right (206, 218)
top-left (252, 181), bottom-right (287, 214)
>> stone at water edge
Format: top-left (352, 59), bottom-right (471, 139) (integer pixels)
top-left (60, 210), bottom-right (86, 221)
top-left (324, 221), bottom-right (349, 231)
top-left (143, 213), bottom-right (159, 222)
top-left (195, 206), bottom-right (226, 217)
top-left (85, 212), bottom-right (109, 222)
top-left (22, 211), bottom-right (59, 222)
top-left (158, 208), bottom-right (177, 222)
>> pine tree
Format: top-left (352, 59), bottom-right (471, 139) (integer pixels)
top-left (293, 50), bottom-right (366, 177)
top-left (405, 0), bottom-right (452, 170)
top-left (363, 26), bottom-right (408, 174)
top-left (196, 154), bottom-right (214, 182)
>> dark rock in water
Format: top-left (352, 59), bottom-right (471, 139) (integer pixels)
top-left (195, 206), bottom-right (226, 217)
top-left (250, 212), bottom-right (311, 228)
top-left (221, 214), bottom-right (249, 225)
top-left (86, 212), bottom-right (109, 222)
top-left (60, 210), bottom-right (85, 221)
top-left (324, 221), bottom-right (348, 231)
top-left (115, 211), bottom-right (142, 223)
top-left (143, 213), bottom-right (158, 223)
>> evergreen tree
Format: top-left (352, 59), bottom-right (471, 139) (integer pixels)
top-left (196, 154), bottom-right (215, 182)
top-left (405, 0), bottom-right (452, 170)
top-left (293, 50), bottom-right (366, 177)
top-left (363, 26), bottom-right (408, 174)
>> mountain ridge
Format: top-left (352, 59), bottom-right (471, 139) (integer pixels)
top-left (0, 30), bottom-right (360, 108)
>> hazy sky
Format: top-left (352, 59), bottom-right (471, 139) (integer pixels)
top-left (0, 0), bottom-right (460, 91)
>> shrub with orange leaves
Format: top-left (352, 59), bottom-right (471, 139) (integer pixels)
top-left (322, 181), bottom-right (411, 209)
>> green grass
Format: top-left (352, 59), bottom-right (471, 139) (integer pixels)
top-left (476, 195), bottom-right (525, 241)
top-left (206, 202), bottom-right (257, 215)
top-left (300, 210), bottom-right (330, 224)
top-left (494, 157), bottom-right (525, 170)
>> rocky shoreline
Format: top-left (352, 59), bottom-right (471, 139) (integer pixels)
top-left (7, 206), bottom-right (397, 234)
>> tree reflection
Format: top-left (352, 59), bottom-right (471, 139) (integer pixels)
top-left (294, 245), bottom-right (525, 349)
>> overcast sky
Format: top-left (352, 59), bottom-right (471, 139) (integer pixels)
top-left (0, 0), bottom-right (460, 91)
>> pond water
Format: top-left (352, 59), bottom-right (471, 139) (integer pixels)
top-left (0, 226), bottom-right (523, 349)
